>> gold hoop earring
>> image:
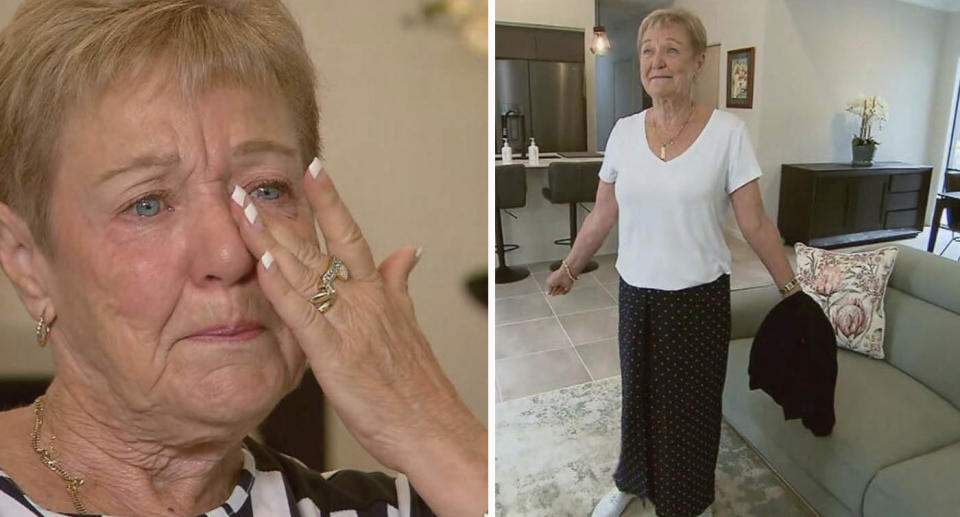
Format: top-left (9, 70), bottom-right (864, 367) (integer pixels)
top-left (35, 314), bottom-right (51, 347)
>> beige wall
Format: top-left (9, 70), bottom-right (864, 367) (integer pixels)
top-left (0, 0), bottom-right (487, 473)
top-left (496, 0), bottom-right (599, 151)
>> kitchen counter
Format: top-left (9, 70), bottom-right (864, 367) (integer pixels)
top-left (494, 152), bottom-right (605, 170)
top-left (495, 152), bottom-right (617, 266)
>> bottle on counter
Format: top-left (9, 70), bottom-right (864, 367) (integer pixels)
top-left (527, 137), bottom-right (540, 166)
top-left (501, 138), bottom-right (512, 164)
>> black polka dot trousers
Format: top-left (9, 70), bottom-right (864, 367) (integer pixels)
top-left (613, 274), bottom-right (731, 517)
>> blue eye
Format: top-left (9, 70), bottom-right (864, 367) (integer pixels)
top-left (253, 185), bottom-right (282, 201)
top-left (249, 180), bottom-right (290, 202)
top-left (130, 195), bottom-right (166, 217)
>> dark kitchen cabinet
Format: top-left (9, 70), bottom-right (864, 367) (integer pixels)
top-left (495, 25), bottom-right (537, 60)
top-left (495, 25), bottom-right (584, 63)
top-left (778, 162), bottom-right (932, 248)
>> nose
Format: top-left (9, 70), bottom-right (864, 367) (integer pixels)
top-left (653, 48), bottom-right (667, 68)
top-left (186, 188), bottom-right (256, 287)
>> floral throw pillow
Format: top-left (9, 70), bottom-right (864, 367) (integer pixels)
top-left (794, 243), bottom-right (898, 359)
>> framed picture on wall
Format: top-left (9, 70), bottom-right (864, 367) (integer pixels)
top-left (726, 47), bottom-right (755, 109)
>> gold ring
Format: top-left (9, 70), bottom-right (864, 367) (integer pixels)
top-left (309, 257), bottom-right (349, 313)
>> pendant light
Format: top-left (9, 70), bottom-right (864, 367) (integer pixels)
top-left (590, 0), bottom-right (610, 55)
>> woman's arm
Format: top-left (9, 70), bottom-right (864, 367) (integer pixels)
top-left (546, 180), bottom-right (619, 295)
top-left (730, 180), bottom-right (799, 296)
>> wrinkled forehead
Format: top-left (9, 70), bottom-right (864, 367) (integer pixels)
top-left (68, 52), bottom-right (281, 122)
top-left (52, 59), bottom-right (298, 196)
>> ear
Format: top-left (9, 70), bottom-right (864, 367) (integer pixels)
top-left (0, 202), bottom-right (55, 323)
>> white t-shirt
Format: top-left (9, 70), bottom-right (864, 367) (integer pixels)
top-left (599, 109), bottom-right (761, 290)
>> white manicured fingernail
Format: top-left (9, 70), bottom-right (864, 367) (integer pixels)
top-left (261, 250), bottom-right (274, 269)
top-left (308, 157), bottom-right (323, 179)
top-left (244, 203), bottom-right (258, 225)
top-left (231, 185), bottom-right (246, 207)
top-left (415, 247), bottom-right (423, 260)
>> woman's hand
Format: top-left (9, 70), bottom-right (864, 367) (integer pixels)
top-left (545, 267), bottom-right (573, 295)
top-left (229, 159), bottom-right (486, 517)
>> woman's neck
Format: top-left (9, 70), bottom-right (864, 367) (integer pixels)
top-left (650, 95), bottom-right (696, 130)
top-left (28, 380), bottom-right (247, 516)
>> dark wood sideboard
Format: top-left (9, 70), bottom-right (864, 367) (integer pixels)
top-left (778, 162), bottom-right (932, 248)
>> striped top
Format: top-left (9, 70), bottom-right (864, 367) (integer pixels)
top-left (0, 438), bottom-right (434, 517)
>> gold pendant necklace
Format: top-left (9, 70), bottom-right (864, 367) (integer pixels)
top-left (31, 396), bottom-right (88, 514)
top-left (653, 103), bottom-right (696, 160)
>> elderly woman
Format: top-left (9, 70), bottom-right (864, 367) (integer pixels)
top-left (546, 8), bottom-right (799, 517)
top-left (0, 1), bottom-right (486, 516)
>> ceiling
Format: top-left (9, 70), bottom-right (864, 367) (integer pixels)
top-left (597, 0), bottom-right (672, 27)
top-left (893, 0), bottom-right (960, 11)
top-left (595, 0), bottom-right (960, 27)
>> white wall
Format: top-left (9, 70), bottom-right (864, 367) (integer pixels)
top-left (758, 0), bottom-right (944, 218)
top-left (496, 0), bottom-right (599, 151)
top-left (0, 0), bottom-right (487, 474)
top-left (677, 0), bottom-right (946, 226)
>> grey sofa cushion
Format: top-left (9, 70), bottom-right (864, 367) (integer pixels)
top-left (724, 338), bottom-right (960, 516)
top-left (862, 441), bottom-right (960, 517)
top-left (887, 245), bottom-right (960, 315)
top-left (730, 285), bottom-right (781, 340)
top-left (883, 288), bottom-right (960, 410)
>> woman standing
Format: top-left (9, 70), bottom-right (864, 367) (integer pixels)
top-left (546, 8), bottom-right (799, 517)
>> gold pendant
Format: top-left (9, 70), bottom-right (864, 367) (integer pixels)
top-left (660, 144), bottom-right (666, 160)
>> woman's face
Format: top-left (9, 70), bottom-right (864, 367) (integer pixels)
top-left (43, 68), bottom-right (312, 432)
top-left (638, 22), bottom-right (703, 101)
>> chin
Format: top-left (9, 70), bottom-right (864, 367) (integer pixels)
top-left (175, 362), bottom-right (300, 429)
top-left (646, 87), bottom-right (674, 100)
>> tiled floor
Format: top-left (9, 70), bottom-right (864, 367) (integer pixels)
top-left (494, 254), bottom-right (620, 402)
top-left (494, 226), bottom-right (960, 402)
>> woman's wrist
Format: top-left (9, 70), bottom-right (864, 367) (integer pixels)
top-left (397, 415), bottom-right (487, 516)
top-left (560, 259), bottom-right (578, 282)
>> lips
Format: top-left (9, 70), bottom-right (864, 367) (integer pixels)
top-left (187, 321), bottom-right (264, 342)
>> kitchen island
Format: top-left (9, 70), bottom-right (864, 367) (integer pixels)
top-left (495, 153), bottom-right (618, 266)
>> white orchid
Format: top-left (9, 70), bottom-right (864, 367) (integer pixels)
top-left (845, 94), bottom-right (888, 145)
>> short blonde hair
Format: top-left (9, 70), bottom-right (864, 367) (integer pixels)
top-left (636, 7), bottom-right (708, 57)
top-left (0, 0), bottom-right (320, 252)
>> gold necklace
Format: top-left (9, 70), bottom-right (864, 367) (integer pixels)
top-left (652, 103), bottom-right (696, 160)
top-left (31, 396), bottom-right (88, 514)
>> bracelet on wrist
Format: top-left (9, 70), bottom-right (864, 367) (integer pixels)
top-left (561, 260), bottom-right (578, 282)
top-left (778, 275), bottom-right (800, 295)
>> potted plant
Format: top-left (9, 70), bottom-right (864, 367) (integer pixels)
top-left (845, 94), bottom-right (888, 166)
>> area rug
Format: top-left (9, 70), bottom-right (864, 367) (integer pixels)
top-left (495, 377), bottom-right (815, 517)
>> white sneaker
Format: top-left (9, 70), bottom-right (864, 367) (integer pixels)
top-left (590, 488), bottom-right (636, 517)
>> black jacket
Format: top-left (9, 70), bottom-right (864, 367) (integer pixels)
top-left (748, 291), bottom-right (838, 436)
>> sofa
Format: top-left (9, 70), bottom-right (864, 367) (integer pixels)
top-left (723, 244), bottom-right (960, 517)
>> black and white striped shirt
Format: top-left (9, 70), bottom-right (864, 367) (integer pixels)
top-left (0, 438), bottom-right (434, 516)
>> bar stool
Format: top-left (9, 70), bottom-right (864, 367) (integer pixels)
top-left (542, 161), bottom-right (602, 273)
top-left (495, 164), bottom-right (530, 283)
